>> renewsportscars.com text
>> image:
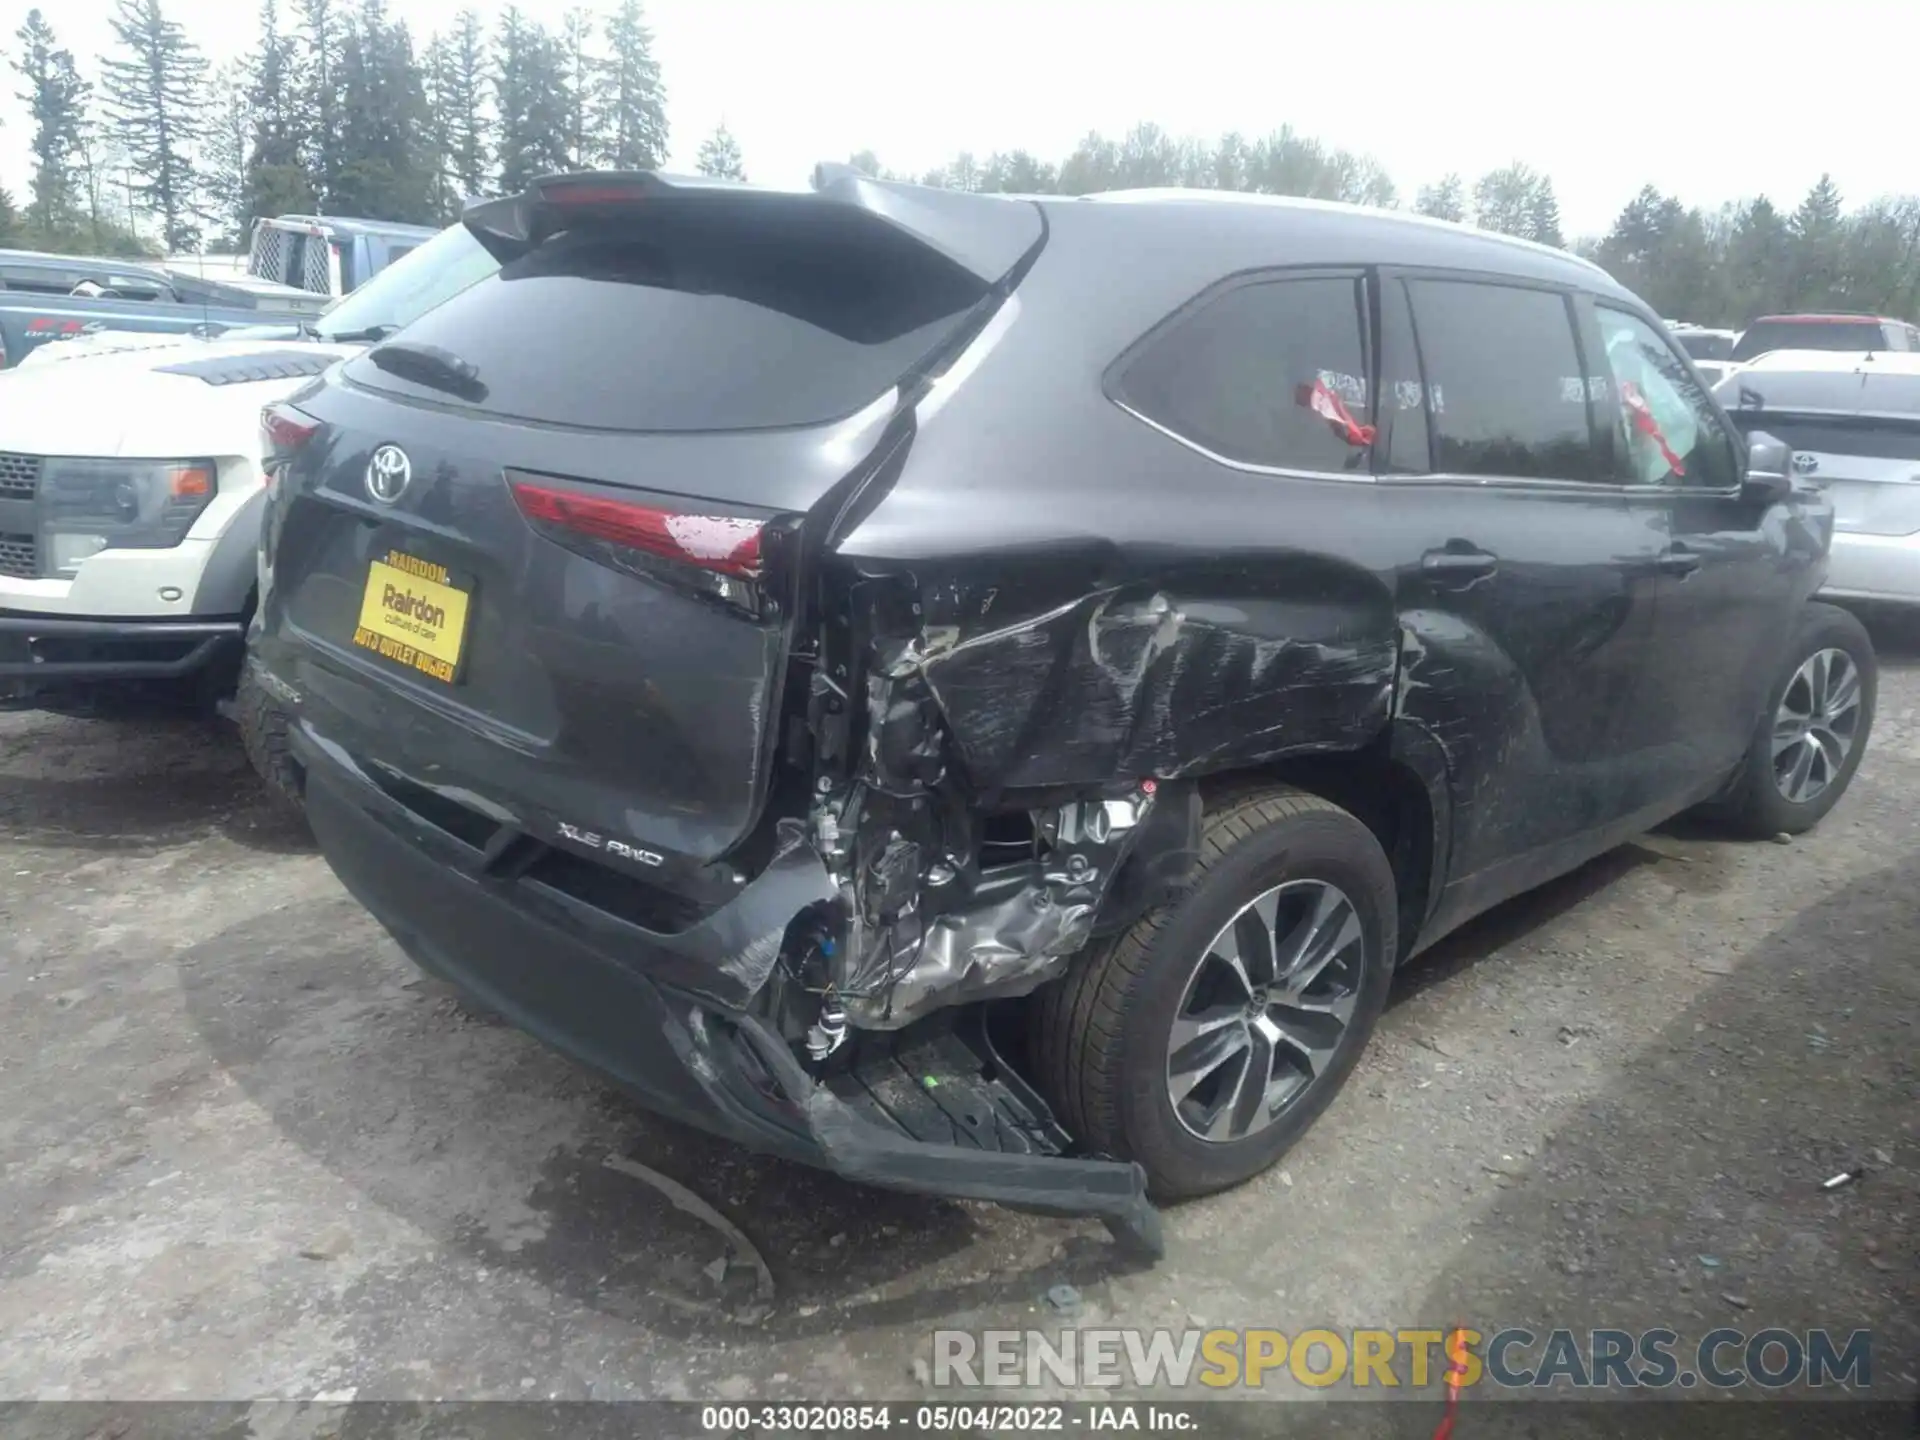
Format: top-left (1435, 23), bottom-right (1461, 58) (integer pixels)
top-left (932, 1326), bottom-right (1874, 1391)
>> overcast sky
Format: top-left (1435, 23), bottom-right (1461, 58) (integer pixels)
top-left (3, 0), bottom-right (1914, 238)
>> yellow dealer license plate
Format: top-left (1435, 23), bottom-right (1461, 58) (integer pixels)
top-left (350, 549), bottom-right (472, 685)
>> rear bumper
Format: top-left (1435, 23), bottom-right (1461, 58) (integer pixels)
top-left (1822, 530), bottom-right (1920, 605)
top-left (0, 611), bottom-right (244, 694)
top-left (292, 720), bottom-right (1163, 1256)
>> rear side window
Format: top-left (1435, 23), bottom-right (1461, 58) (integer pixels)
top-left (346, 200), bottom-right (991, 432)
top-left (1405, 280), bottom-right (1598, 482)
top-left (1112, 275), bottom-right (1373, 473)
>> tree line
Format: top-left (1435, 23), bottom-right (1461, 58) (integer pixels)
top-left (2, 1), bottom-right (1916, 329)
top-left (0, 0), bottom-right (685, 254)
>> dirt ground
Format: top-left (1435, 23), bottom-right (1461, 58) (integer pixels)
top-left (1, 613), bottom-right (1915, 1428)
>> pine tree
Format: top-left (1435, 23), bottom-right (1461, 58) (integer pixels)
top-left (1788, 173), bottom-right (1845, 311)
top-left (201, 60), bottom-right (253, 247)
top-left (1725, 196), bottom-right (1789, 321)
top-left (0, 188), bottom-right (19, 247)
top-left (1334, 154), bottom-right (1397, 209)
top-left (420, 35), bottom-right (461, 218)
top-left (244, 0), bottom-right (313, 224)
top-left (1056, 132), bottom-right (1119, 195)
top-left (1472, 162), bottom-right (1547, 238)
top-left (100, 0), bottom-right (207, 251)
top-left (560, 8), bottom-right (599, 170)
top-left (494, 7), bottom-right (571, 192)
top-left (980, 150), bottom-right (1055, 194)
top-left (1414, 174), bottom-right (1467, 222)
top-left (1246, 127), bottom-right (1330, 198)
top-left (694, 122), bottom-right (745, 180)
top-left (330, 0), bottom-right (434, 220)
top-left (13, 9), bottom-right (92, 240)
top-left (293, 0), bottom-right (343, 206)
top-left (1211, 132), bottom-right (1250, 192)
top-left (437, 9), bottom-right (489, 201)
top-left (598, 0), bottom-right (667, 169)
top-left (1116, 123), bottom-right (1180, 188)
top-left (1527, 179), bottom-right (1564, 248)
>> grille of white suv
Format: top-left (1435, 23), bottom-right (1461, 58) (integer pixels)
top-left (0, 452), bottom-right (38, 500)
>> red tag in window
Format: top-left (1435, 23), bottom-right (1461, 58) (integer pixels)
top-left (1298, 377), bottom-right (1377, 447)
top-left (1618, 380), bottom-right (1686, 477)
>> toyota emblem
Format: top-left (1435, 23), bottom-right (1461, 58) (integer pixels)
top-left (1791, 452), bottom-right (1819, 475)
top-left (365, 444), bottom-right (412, 503)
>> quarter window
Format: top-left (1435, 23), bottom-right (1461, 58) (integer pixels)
top-left (1404, 280), bottom-right (1598, 482)
top-left (1113, 276), bottom-right (1374, 473)
top-left (1595, 307), bottom-right (1739, 489)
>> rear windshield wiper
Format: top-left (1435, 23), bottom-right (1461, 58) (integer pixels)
top-left (365, 340), bottom-right (487, 403)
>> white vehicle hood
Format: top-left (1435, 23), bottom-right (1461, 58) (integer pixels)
top-left (0, 337), bottom-right (362, 456)
top-left (14, 325), bottom-right (307, 369)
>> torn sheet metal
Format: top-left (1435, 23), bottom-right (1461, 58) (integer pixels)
top-left (910, 584), bottom-right (1397, 791)
top-left (834, 791), bottom-right (1158, 1031)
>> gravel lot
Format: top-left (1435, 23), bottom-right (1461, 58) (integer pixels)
top-left (1, 614), bottom-right (1915, 1426)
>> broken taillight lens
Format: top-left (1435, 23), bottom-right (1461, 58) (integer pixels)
top-left (509, 478), bottom-right (765, 580)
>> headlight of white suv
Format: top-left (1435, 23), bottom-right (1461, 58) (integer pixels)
top-left (40, 458), bottom-right (217, 578)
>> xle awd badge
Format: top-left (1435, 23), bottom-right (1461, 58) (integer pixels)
top-left (365, 444), bottom-right (412, 503)
top-left (558, 820), bottom-right (664, 868)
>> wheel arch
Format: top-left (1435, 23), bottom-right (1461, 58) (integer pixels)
top-left (1195, 721), bottom-right (1451, 964)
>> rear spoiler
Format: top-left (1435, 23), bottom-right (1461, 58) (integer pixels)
top-left (462, 168), bottom-right (1044, 287)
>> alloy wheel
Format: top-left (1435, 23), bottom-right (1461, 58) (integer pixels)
top-left (1772, 647), bottom-right (1862, 804)
top-left (1165, 878), bottom-right (1368, 1143)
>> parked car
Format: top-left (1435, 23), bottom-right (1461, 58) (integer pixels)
top-left (0, 247), bottom-right (327, 371)
top-left (1732, 313), bottom-right (1920, 365)
top-left (1717, 349), bottom-right (1920, 607)
top-left (0, 221), bottom-right (501, 716)
top-left (249, 170), bottom-right (1875, 1254)
top-left (1670, 325), bottom-right (1737, 363)
top-left (0, 217), bottom-right (437, 372)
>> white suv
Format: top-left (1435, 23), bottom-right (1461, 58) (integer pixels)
top-left (0, 223), bottom-right (498, 713)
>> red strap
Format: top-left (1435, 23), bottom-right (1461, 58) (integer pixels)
top-left (1299, 377), bottom-right (1378, 447)
top-left (1430, 1326), bottom-right (1470, 1440)
top-left (1618, 380), bottom-right (1687, 477)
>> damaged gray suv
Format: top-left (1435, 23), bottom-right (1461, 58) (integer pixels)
top-left (248, 169), bottom-right (1875, 1256)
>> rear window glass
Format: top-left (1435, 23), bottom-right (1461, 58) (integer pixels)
top-left (1112, 275), bottom-right (1373, 473)
top-left (1732, 321), bottom-right (1883, 362)
top-left (1405, 280), bottom-right (1598, 482)
top-left (1728, 413), bottom-right (1920, 462)
top-left (346, 200), bottom-right (990, 432)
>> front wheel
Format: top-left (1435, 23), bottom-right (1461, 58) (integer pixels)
top-left (1031, 786), bottom-right (1397, 1201)
top-left (1712, 602), bottom-right (1877, 839)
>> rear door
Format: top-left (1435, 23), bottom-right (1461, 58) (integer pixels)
top-left (262, 185), bottom-right (1036, 873)
top-left (1588, 302), bottom-right (1816, 790)
top-left (1379, 272), bottom-right (1673, 927)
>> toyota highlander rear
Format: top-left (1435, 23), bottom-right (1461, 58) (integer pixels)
top-left (249, 170), bottom-right (1164, 1253)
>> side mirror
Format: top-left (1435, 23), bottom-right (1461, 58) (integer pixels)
top-left (1741, 431), bottom-right (1794, 506)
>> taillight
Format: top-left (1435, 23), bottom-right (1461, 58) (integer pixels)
top-left (509, 479), bottom-right (764, 579)
top-left (260, 402), bottom-right (319, 488)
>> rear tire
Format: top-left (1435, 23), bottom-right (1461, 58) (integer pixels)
top-left (1031, 786), bottom-right (1396, 1202)
top-left (1711, 602), bottom-right (1876, 838)
top-left (237, 664), bottom-right (303, 815)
